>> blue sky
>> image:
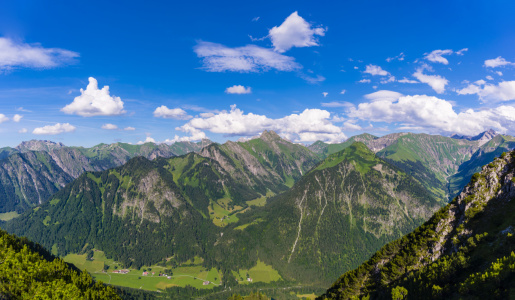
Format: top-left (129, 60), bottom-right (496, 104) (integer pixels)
top-left (0, 0), bottom-right (514, 147)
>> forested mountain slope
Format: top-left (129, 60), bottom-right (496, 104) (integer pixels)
top-left (319, 149), bottom-right (515, 299)
top-left (212, 143), bottom-right (441, 285)
top-left (3, 154), bottom-right (243, 269)
top-left (0, 139), bottom-right (211, 214)
top-left (0, 228), bottom-right (119, 299)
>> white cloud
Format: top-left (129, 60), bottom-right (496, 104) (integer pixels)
top-left (340, 89), bottom-right (346, 94)
top-left (165, 124), bottom-right (208, 143)
top-left (484, 56), bottom-right (514, 68)
top-left (342, 120), bottom-right (362, 131)
top-left (457, 80), bottom-right (515, 103)
top-left (61, 77), bottom-right (125, 117)
top-left (153, 106), bottom-right (192, 120)
top-left (300, 74), bottom-right (325, 84)
top-left (124, 126), bottom-right (135, 131)
top-left (364, 90), bottom-right (403, 102)
top-left (16, 107), bottom-right (32, 112)
top-left (33, 123), bottom-right (76, 135)
top-left (496, 71), bottom-right (503, 76)
top-left (268, 11), bottom-right (325, 53)
top-left (0, 37), bottom-right (78, 71)
top-left (252, 17), bottom-right (260, 22)
top-left (380, 76), bottom-right (396, 84)
top-left (174, 105), bottom-right (346, 143)
top-left (225, 85), bottom-right (252, 94)
top-left (486, 75), bottom-right (494, 80)
top-left (386, 52), bottom-right (405, 62)
top-left (18, 128), bottom-right (27, 133)
top-left (413, 65), bottom-right (448, 93)
top-left (194, 41), bottom-right (301, 73)
top-left (0, 114), bottom-right (8, 123)
top-left (322, 92), bottom-right (328, 97)
top-left (101, 123), bottom-right (118, 130)
top-left (424, 49), bottom-right (453, 64)
top-left (137, 136), bottom-right (156, 145)
top-left (321, 101), bottom-right (354, 108)
top-left (12, 114), bottom-right (22, 122)
top-left (348, 94), bottom-right (515, 135)
top-left (358, 79), bottom-right (371, 83)
top-left (398, 77), bottom-right (418, 83)
top-left (199, 112), bottom-right (215, 118)
top-left (456, 48), bottom-right (468, 55)
top-left (364, 64), bottom-right (389, 76)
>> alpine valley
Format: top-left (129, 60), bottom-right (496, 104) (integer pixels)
top-left (2, 130), bottom-right (515, 299)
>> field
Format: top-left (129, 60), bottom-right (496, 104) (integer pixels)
top-left (209, 198), bottom-right (242, 227)
top-left (0, 211), bottom-right (20, 221)
top-left (232, 259), bottom-right (282, 284)
top-left (64, 251), bottom-right (222, 292)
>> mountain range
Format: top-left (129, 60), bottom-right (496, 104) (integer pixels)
top-left (1, 129), bottom-right (515, 299)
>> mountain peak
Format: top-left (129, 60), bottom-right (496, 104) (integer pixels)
top-left (16, 140), bottom-right (65, 152)
top-left (451, 129), bottom-right (497, 145)
top-left (260, 130), bottom-right (282, 141)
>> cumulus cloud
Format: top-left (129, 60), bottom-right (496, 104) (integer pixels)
top-left (12, 114), bottom-right (22, 122)
top-left (484, 56), bottom-right (515, 68)
top-left (340, 89), bottom-right (346, 94)
top-left (101, 123), bottom-right (118, 130)
top-left (225, 85), bottom-right (252, 94)
top-left (348, 94), bottom-right (515, 136)
top-left (413, 65), bottom-right (448, 93)
top-left (268, 11), bottom-right (325, 53)
top-left (364, 64), bottom-right (389, 76)
top-left (165, 124), bottom-right (208, 143)
top-left (18, 128), bottom-right (27, 133)
top-left (137, 136), bottom-right (156, 145)
top-left (0, 37), bottom-right (78, 71)
top-left (194, 41), bottom-right (301, 72)
top-left (124, 126), bottom-right (135, 131)
top-left (153, 106), bottom-right (192, 120)
top-left (486, 75), bottom-right (494, 80)
top-left (496, 71), bottom-right (503, 76)
top-left (322, 92), bottom-right (328, 97)
top-left (0, 114), bottom-right (8, 123)
top-left (358, 79), bottom-right (371, 83)
top-left (174, 105), bottom-right (346, 143)
top-left (33, 123), bottom-right (76, 135)
top-left (61, 77), bottom-right (125, 117)
top-left (457, 80), bottom-right (515, 103)
top-left (424, 49), bottom-right (454, 64)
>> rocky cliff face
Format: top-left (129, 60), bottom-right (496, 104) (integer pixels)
top-left (320, 149), bottom-right (515, 299)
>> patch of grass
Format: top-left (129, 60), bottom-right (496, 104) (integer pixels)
top-left (209, 200), bottom-right (240, 227)
top-left (49, 198), bottom-right (60, 206)
top-left (297, 293), bottom-right (317, 299)
top-left (42, 215), bottom-right (51, 226)
top-left (236, 259), bottom-right (282, 284)
top-left (0, 211), bottom-right (20, 221)
top-left (235, 218), bottom-right (264, 230)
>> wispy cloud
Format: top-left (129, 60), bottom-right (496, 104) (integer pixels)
top-left (0, 37), bottom-right (78, 71)
top-left (194, 41), bottom-right (301, 73)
